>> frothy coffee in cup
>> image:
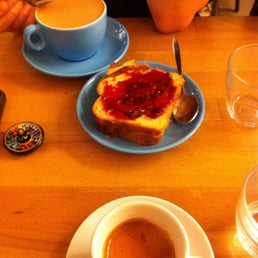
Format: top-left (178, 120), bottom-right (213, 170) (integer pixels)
top-left (91, 201), bottom-right (190, 258)
top-left (37, 0), bottom-right (105, 28)
top-left (103, 218), bottom-right (175, 258)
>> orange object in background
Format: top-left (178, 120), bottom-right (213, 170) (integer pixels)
top-left (146, 0), bottom-right (208, 32)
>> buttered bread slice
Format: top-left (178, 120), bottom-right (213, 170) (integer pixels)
top-left (92, 60), bottom-right (185, 145)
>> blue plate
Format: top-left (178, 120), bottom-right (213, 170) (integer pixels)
top-left (77, 61), bottom-right (205, 154)
top-left (22, 17), bottom-right (129, 77)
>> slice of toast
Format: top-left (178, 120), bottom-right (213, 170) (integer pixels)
top-left (92, 60), bottom-right (184, 145)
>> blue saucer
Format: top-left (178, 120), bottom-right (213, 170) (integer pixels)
top-left (77, 61), bottom-right (205, 154)
top-left (22, 18), bottom-right (129, 77)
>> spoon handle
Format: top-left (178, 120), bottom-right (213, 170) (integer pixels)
top-left (21, 0), bottom-right (54, 7)
top-left (172, 37), bottom-right (182, 75)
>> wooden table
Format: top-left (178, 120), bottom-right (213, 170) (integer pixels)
top-left (0, 16), bottom-right (257, 258)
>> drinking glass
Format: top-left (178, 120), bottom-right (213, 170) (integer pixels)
top-left (226, 44), bottom-right (258, 127)
top-left (236, 166), bottom-right (258, 256)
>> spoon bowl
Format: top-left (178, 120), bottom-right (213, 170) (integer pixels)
top-left (172, 38), bottom-right (199, 124)
top-left (173, 88), bottom-right (199, 124)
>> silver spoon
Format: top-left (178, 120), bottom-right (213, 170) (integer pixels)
top-left (172, 37), bottom-right (199, 124)
top-left (21, 0), bottom-right (54, 7)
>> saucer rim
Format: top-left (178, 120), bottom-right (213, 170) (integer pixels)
top-left (22, 17), bottom-right (129, 77)
top-left (65, 195), bottom-right (214, 258)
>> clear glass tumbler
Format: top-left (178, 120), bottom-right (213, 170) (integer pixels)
top-left (226, 44), bottom-right (258, 127)
top-left (236, 166), bottom-right (258, 256)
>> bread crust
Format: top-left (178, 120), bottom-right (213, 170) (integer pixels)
top-left (92, 60), bottom-right (184, 145)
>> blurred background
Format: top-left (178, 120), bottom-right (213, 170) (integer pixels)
top-left (199, 0), bottom-right (254, 16)
top-left (215, 0), bottom-right (253, 15)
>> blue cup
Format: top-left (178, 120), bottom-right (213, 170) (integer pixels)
top-left (24, 0), bottom-right (107, 61)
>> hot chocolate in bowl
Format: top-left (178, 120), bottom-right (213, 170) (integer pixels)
top-left (23, 0), bottom-right (107, 61)
top-left (91, 200), bottom-right (191, 258)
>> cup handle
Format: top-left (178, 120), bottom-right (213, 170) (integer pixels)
top-left (23, 24), bottom-right (46, 51)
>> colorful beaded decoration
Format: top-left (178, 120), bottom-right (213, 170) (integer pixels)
top-left (3, 122), bottom-right (44, 154)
